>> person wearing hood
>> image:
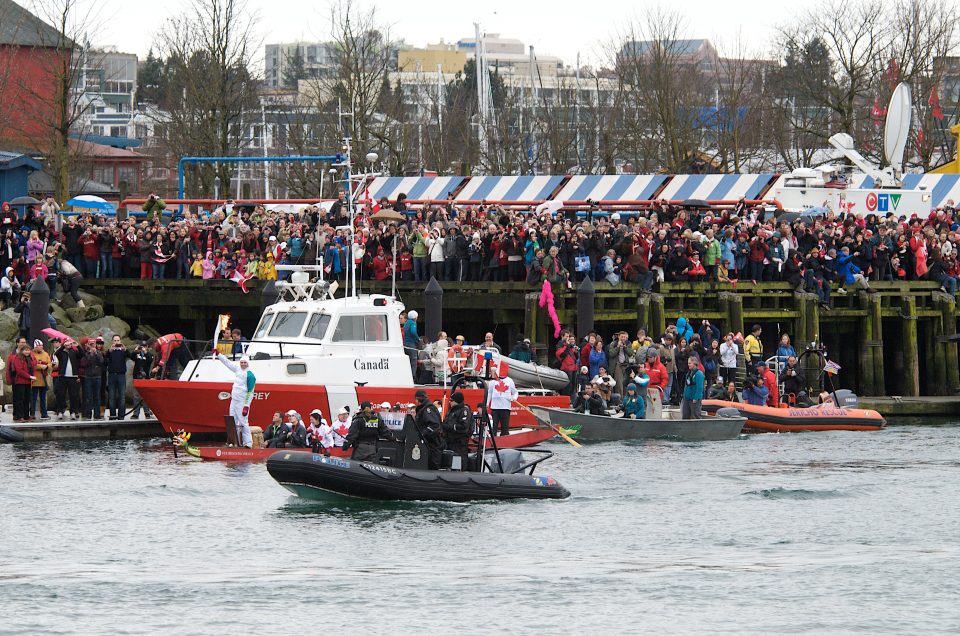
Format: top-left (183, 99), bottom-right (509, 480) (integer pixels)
top-left (215, 351), bottom-right (256, 448)
top-left (413, 389), bottom-right (444, 469)
top-left (343, 401), bottom-right (390, 461)
top-left (623, 381), bottom-right (647, 419)
top-left (442, 391), bottom-right (472, 468)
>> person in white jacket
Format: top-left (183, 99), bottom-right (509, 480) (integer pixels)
top-left (216, 353), bottom-right (255, 448)
top-left (486, 371), bottom-right (518, 436)
top-left (719, 333), bottom-right (739, 387)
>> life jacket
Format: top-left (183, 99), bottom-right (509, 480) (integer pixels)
top-left (447, 344), bottom-right (473, 373)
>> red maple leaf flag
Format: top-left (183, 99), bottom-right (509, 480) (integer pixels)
top-left (871, 98), bottom-right (884, 124)
top-left (915, 127), bottom-right (925, 151)
top-left (929, 85), bottom-right (944, 121)
top-left (230, 269), bottom-right (251, 293)
top-left (494, 380), bottom-right (509, 393)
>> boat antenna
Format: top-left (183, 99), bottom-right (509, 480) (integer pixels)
top-left (336, 99), bottom-right (357, 298)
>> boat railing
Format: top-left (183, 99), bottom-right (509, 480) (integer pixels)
top-left (180, 337), bottom-right (333, 382)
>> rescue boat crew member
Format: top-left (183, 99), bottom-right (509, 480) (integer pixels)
top-left (216, 352), bottom-right (256, 448)
top-left (442, 391), bottom-right (472, 468)
top-left (343, 400), bottom-right (390, 461)
top-left (152, 333), bottom-right (190, 379)
top-left (414, 389), bottom-right (444, 469)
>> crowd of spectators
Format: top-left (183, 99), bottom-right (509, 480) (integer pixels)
top-left (1, 191), bottom-right (958, 309)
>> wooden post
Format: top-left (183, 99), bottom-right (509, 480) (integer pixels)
top-left (901, 296), bottom-right (920, 396)
top-left (524, 292), bottom-right (540, 357)
top-left (649, 293), bottom-right (666, 339)
top-left (725, 292), bottom-right (744, 338)
top-left (869, 294), bottom-right (886, 396)
top-left (938, 294), bottom-right (960, 394)
top-left (636, 293), bottom-right (651, 335)
top-left (804, 296), bottom-right (821, 391)
top-left (859, 294), bottom-right (877, 396)
top-left (424, 277), bottom-right (443, 342)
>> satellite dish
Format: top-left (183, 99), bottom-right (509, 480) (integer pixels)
top-left (884, 83), bottom-right (912, 171)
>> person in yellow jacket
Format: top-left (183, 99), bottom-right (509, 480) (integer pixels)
top-left (743, 324), bottom-right (763, 366)
top-left (258, 252), bottom-right (277, 280)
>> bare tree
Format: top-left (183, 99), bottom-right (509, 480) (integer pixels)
top-left (614, 9), bottom-right (707, 173)
top-left (21, 0), bottom-right (103, 202)
top-left (157, 0), bottom-right (260, 197)
top-left (310, 1), bottom-right (397, 167)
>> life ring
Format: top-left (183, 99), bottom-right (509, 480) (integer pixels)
top-left (447, 346), bottom-right (474, 373)
top-left (0, 425), bottom-right (24, 444)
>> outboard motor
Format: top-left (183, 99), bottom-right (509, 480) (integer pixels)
top-left (832, 389), bottom-right (858, 409)
top-left (716, 407), bottom-right (741, 419)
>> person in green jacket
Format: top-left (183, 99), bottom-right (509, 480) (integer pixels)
top-left (704, 228), bottom-right (722, 281)
top-left (681, 355), bottom-right (704, 419)
top-left (409, 226), bottom-right (429, 281)
top-left (143, 193), bottom-right (166, 222)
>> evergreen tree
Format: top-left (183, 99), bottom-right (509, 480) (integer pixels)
top-left (282, 47), bottom-right (307, 89)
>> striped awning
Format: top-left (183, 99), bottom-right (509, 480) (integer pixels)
top-left (362, 176), bottom-right (465, 202)
top-left (656, 174), bottom-right (777, 202)
top-left (902, 173), bottom-right (960, 208)
top-left (454, 175), bottom-right (564, 202)
top-left (554, 174), bottom-right (668, 202)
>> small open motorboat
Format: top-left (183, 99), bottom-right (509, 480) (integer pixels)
top-left (530, 406), bottom-right (746, 442)
top-left (702, 393), bottom-right (886, 432)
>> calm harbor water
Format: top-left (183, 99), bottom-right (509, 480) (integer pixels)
top-left (2, 421), bottom-right (959, 635)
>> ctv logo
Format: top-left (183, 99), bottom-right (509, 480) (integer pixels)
top-left (865, 192), bottom-right (902, 212)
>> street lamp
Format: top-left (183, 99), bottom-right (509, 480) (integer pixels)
top-left (214, 176), bottom-right (221, 200)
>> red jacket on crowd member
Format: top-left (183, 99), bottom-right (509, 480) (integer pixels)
top-left (8, 351), bottom-right (34, 385)
top-left (555, 341), bottom-right (580, 372)
top-left (154, 333), bottom-right (186, 367)
top-left (758, 365), bottom-right (780, 407)
top-left (644, 354), bottom-right (669, 393)
top-left (81, 233), bottom-right (100, 260)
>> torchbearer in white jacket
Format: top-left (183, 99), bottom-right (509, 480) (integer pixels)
top-left (216, 353), bottom-right (256, 447)
top-left (486, 372), bottom-right (518, 436)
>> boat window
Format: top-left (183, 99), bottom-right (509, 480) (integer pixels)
top-left (268, 312), bottom-right (308, 338)
top-left (253, 313), bottom-right (274, 339)
top-left (331, 314), bottom-right (389, 342)
top-left (286, 363), bottom-right (307, 375)
top-left (304, 313), bottom-right (331, 340)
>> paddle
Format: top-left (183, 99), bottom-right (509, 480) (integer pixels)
top-left (512, 400), bottom-right (582, 448)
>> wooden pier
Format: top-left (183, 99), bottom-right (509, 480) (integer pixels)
top-left (80, 278), bottom-right (960, 399)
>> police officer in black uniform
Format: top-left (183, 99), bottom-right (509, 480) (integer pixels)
top-left (441, 391), bottom-right (472, 469)
top-left (343, 400), bottom-right (390, 461)
top-left (413, 389), bottom-right (444, 469)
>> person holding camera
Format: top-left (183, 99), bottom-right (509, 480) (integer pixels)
top-left (779, 356), bottom-right (807, 404)
top-left (130, 341), bottom-right (153, 419)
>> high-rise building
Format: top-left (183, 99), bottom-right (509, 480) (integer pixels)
top-left (264, 41), bottom-right (337, 89)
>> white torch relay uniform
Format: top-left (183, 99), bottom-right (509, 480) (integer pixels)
top-left (217, 354), bottom-right (256, 447)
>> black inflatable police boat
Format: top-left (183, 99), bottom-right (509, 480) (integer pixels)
top-left (267, 449), bottom-right (569, 502)
top-left (266, 375), bottom-right (570, 502)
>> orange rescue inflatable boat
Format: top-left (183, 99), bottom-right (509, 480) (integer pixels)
top-left (701, 400), bottom-right (886, 432)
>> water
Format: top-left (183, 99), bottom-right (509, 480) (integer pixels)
top-left (2, 422), bottom-right (959, 635)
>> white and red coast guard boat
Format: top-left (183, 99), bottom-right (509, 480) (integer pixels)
top-left (135, 272), bottom-right (567, 436)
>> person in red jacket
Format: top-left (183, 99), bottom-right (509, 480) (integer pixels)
top-left (756, 361), bottom-right (780, 407)
top-left (643, 346), bottom-right (669, 418)
top-left (555, 332), bottom-right (580, 399)
top-left (80, 227), bottom-right (100, 278)
top-left (8, 342), bottom-right (36, 421)
top-left (151, 333), bottom-right (191, 379)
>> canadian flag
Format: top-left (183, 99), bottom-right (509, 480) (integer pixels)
top-left (929, 85), bottom-right (944, 121)
top-left (363, 184), bottom-right (381, 213)
top-left (230, 269), bottom-right (252, 294)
